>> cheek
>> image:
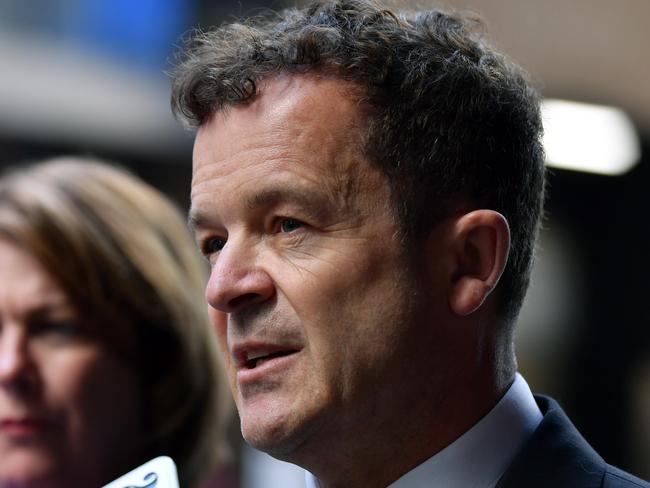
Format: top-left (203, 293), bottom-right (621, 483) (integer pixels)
top-left (296, 255), bottom-right (417, 367)
top-left (208, 308), bottom-right (239, 395)
top-left (41, 350), bottom-right (96, 410)
top-left (43, 347), bottom-right (141, 448)
top-left (209, 309), bottom-right (232, 369)
top-left (291, 255), bottom-right (404, 330)
top-left (209, 308), bottom-right (229, 348)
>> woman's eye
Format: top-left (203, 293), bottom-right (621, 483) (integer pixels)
top-left (33, 319), bottom-right (82, 338)
top-left (280, 218), bottom-right (304, 233)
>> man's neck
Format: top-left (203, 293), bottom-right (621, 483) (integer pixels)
top-left (301, 371), bottom-right (515, 488)
top-left (306, 373), bottom-right (542, 488)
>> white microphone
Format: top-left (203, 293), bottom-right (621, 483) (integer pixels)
top-left (102, 456), bottom-right (180, 488)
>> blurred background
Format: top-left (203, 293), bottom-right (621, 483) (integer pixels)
top-left (1, 0), bottom-right (648, 485)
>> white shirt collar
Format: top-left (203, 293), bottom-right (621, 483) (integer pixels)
top-left (305, 373), bottom-right (542, 488)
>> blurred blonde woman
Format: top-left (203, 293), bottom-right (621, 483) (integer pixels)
top-left (0, 158), bottom-right (229, 488)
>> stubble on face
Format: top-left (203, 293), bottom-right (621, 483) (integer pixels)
top-left (192, 75), bottom-right (448, 473)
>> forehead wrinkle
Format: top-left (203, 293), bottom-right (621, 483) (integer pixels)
top-left (194, 143), bottom-right (360, 218)
top-left (192, 75), bottom-right (378, 228)
top-left (245, 186), bottom-right (334, 221)
top-left (255, 74), bottom-right (372, 215)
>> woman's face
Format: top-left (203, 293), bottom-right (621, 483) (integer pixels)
top-left (0, 238), bottom-right (142, 488)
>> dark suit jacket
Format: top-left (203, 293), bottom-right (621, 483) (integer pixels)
top-left (496, 395), bottom-right (648, 488)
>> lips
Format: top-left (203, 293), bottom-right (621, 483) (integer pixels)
top-left (235, 344), bottom-right (301, 370)
top-left (231, 342), bottom-right (302, 389)
top-left (0, 417), bottom-right (47, 437)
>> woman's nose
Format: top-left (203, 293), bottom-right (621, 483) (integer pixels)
top-left (0, 327), bottom-right (34, 388)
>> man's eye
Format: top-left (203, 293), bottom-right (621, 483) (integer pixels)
top-left (204, 236), bottom-right (227, 254)
top-left (280, 218), bottom-right (304, 233)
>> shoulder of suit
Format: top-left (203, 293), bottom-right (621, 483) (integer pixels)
top-left (603, 465), bottom-right (650, 488)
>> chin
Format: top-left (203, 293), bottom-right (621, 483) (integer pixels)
top-left (242, 417), bottom-right (298, 456)
top-left (240, 406), bottom-right (319, 460)
top-left (241, 400), bottom-right (330, 463)
top-left (0, 454), bottom-right (59, 488)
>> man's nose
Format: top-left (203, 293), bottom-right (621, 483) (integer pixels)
top-left (206, 239), bottom-right (275, 314)
top-left (0, 328), bottom-right (34, 386)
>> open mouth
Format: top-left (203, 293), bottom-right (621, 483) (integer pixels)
top-left (244, 350), bottom-right (299, 369)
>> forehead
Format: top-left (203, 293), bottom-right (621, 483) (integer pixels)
top-left (191, 75), bottom-right (372, 212)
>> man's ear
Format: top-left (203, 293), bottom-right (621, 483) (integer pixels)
top-left (447, 210), bottom-right (510, 316)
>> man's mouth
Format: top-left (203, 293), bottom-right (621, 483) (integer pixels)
top-left (244, 349), bottom-right (299, 369)
top-left (233, 343), bottom-right (303, 388)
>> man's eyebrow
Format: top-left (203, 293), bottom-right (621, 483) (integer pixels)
top-left (187, 208), bottom-right (208, 233)
top-left (247, 187), bottom-right (313, 209)
top-left (245, 186), bottom-right (332, 219)
top-left (187, 186), bottom-right (339, 232)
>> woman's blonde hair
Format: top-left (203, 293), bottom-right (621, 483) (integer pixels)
top-left (0, 157), bottom-right (229, 487)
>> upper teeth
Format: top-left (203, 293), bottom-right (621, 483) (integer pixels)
top-left (247, 351), bottom-right (270, 361)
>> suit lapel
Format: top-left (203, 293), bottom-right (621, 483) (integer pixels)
top-left (496, 395), bottom-right (606, 488)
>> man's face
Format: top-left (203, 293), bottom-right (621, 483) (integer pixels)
top-left (191, 75), bottom-right (449, 459)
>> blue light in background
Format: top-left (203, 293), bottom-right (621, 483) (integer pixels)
top-left (57, 0), bottom-right (195, 72)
